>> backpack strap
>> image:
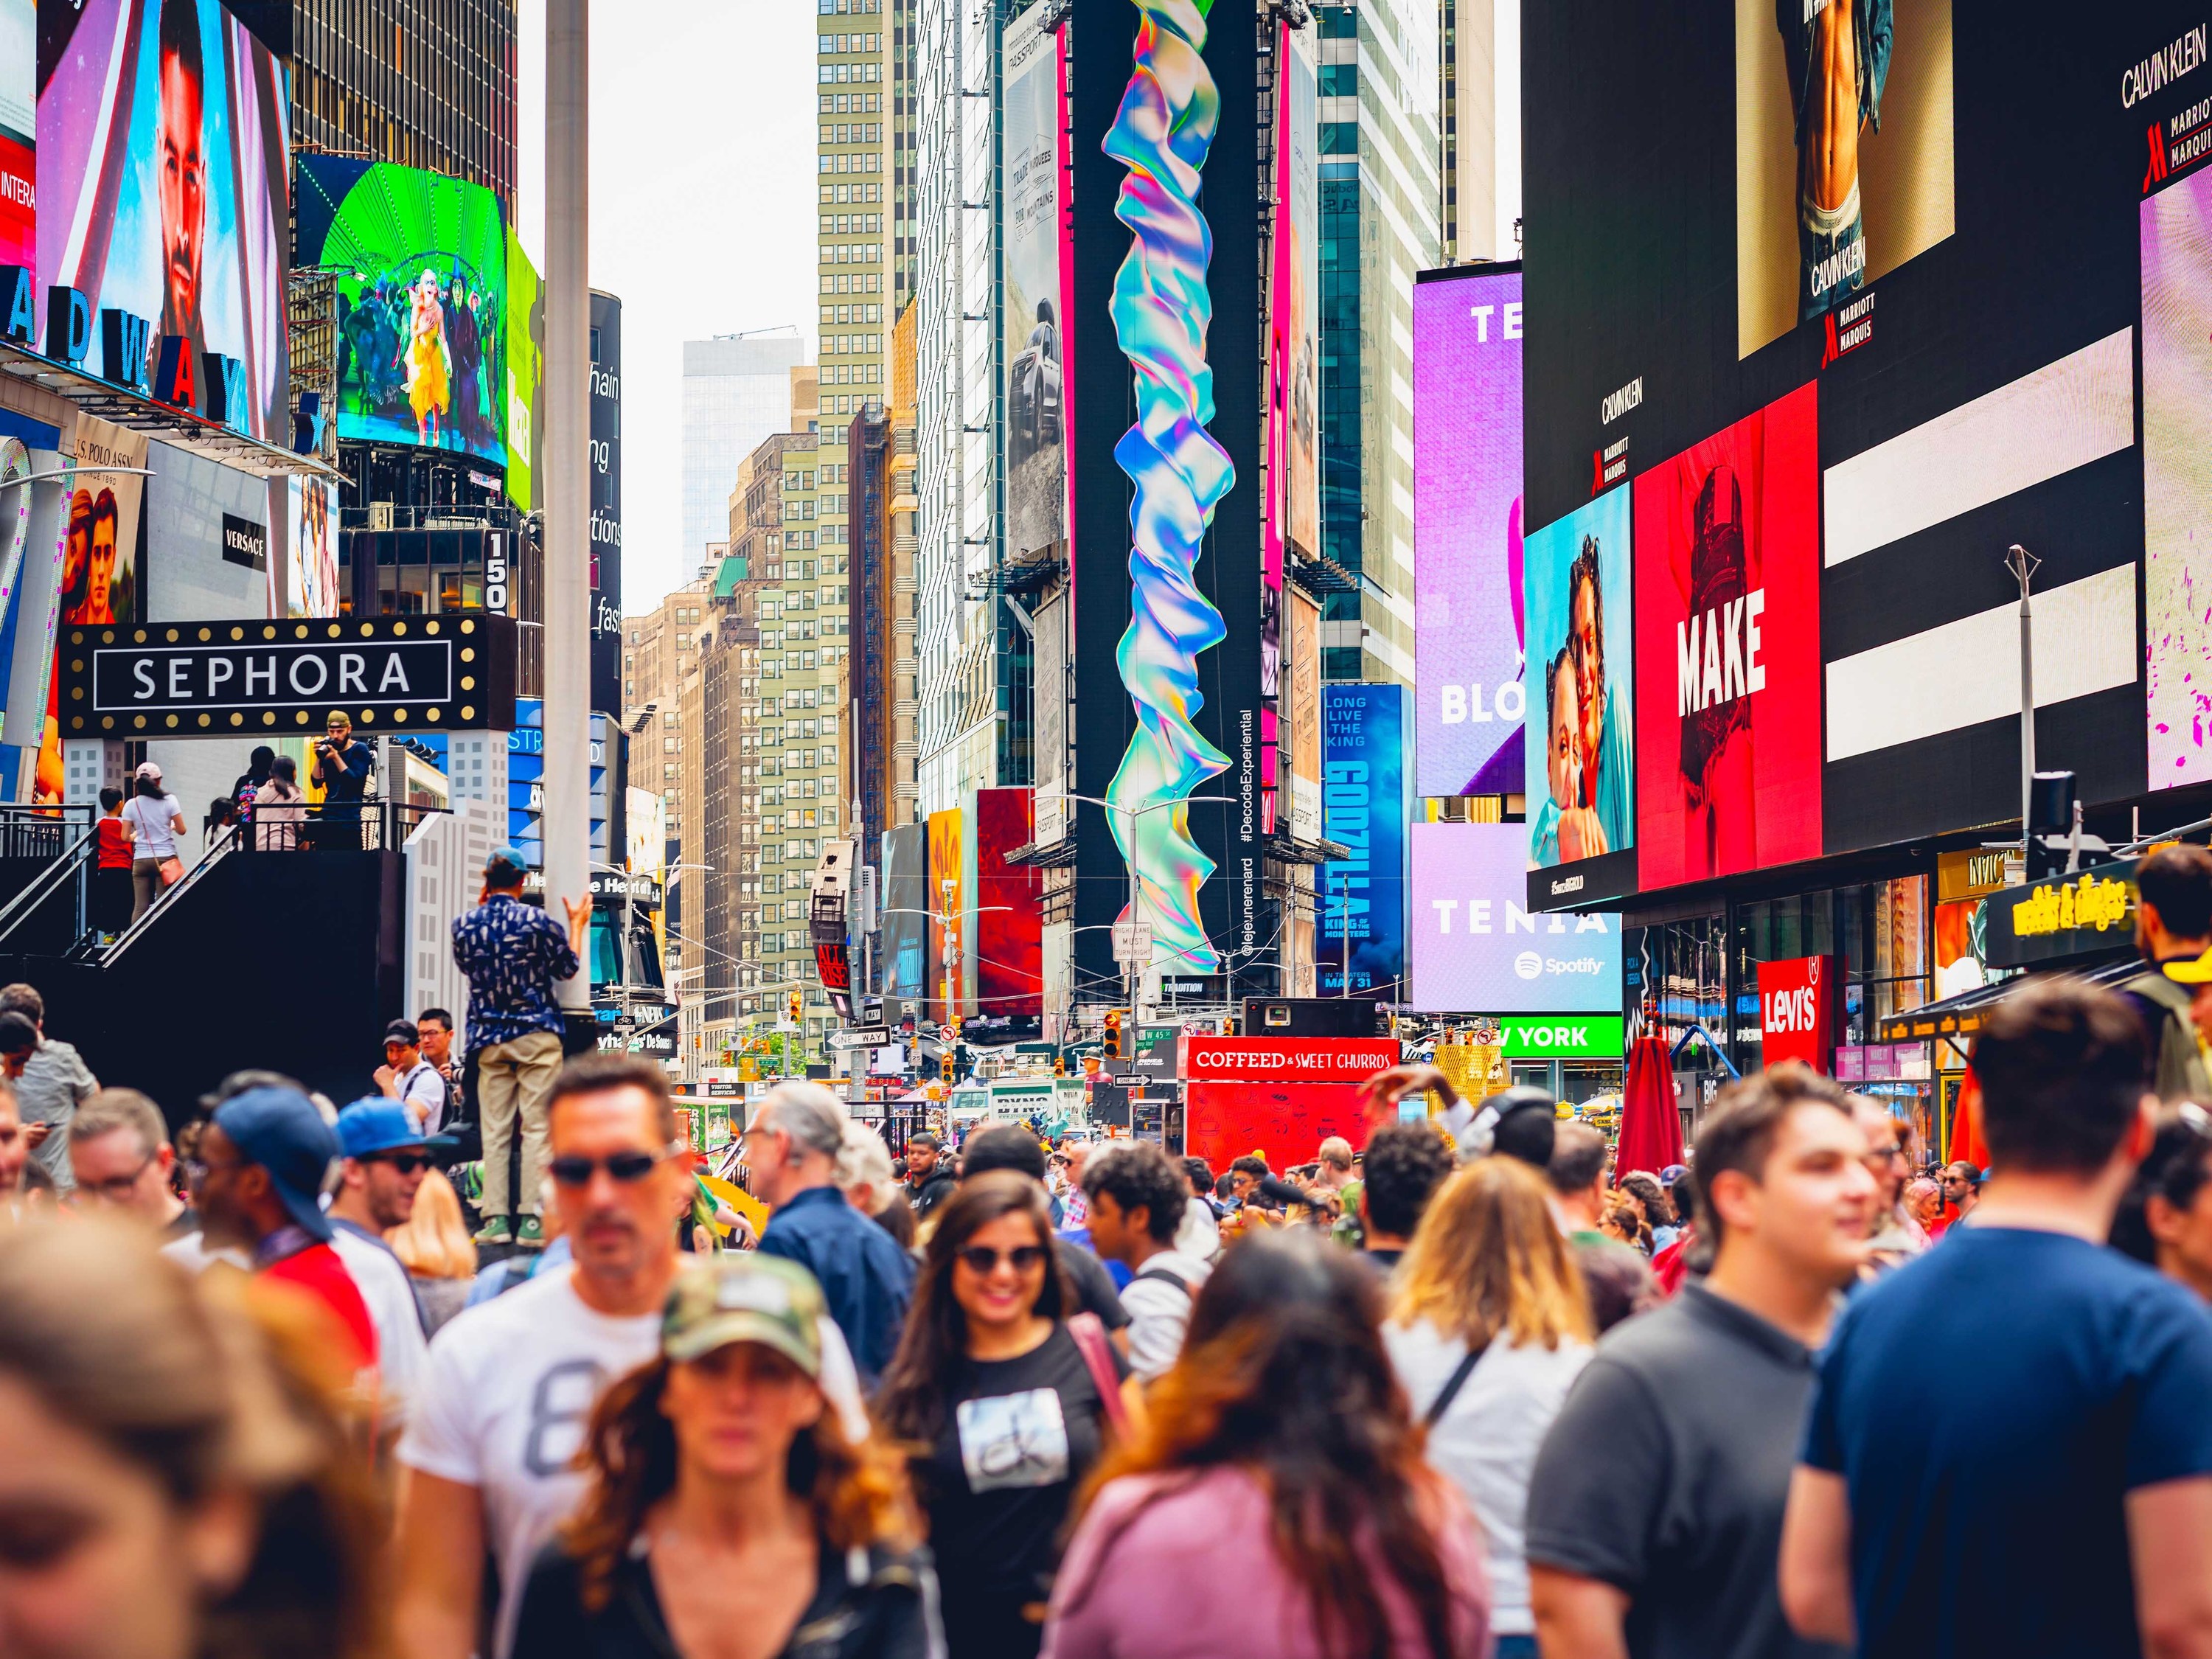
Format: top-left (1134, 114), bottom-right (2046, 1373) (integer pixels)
top-left (1067, 1312), bottom-right (1130, 1439)
top-left (1422, 1336), bottom-right (1492, 1428)
top-left (1130, 1263), bottom-right (1193, 1297)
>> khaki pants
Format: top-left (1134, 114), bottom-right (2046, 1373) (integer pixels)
top-left (477, 1031), bottom-right (563, 1218)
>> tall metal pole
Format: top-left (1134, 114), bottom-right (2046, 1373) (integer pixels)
top-left (2006, 544), bottom-right (2040, 855)
top-left (544, 0), bottom-right (592, 1012)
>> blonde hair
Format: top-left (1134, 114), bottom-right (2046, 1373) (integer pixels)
top-left (1391, 1155), bottom-right (1593, 1351)
top-left (1317, 1135), bottom-right (1354, 1172)
top-left (384, 1169), bottom-right (475, 1280)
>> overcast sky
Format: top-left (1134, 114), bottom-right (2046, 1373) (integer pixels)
top-left (517, 1), bottom-right (819, 613)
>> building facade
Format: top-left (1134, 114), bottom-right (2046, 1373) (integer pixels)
top-left (1316, 0), bottom-right (1439, 686)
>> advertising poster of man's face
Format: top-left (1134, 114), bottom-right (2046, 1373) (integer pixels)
top-left (1524, 486), bottom-right (1635, 874)
top-left (1632, 383), bottom-right (1823, 889)
top-left (1736, 0), bottom-right (1954, 358)
top-left (156, 0), bottom-right (207, 345)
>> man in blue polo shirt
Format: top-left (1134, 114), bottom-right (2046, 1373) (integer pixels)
top-left (742, 1081), bottom-right (914, 1383)
top-left (1781, 978), bottom-right (2212, 1659)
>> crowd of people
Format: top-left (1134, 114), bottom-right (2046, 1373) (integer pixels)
top-left (10, 841), bottom-right (2212, 1657)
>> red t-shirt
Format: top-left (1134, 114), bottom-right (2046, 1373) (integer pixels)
top-left (97, 816), bottom-right (132, 869)
top-left (262, 1241), bottom-right (379, 1373)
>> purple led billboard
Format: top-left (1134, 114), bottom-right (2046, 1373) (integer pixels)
top-left (1413, 268), bottom-right (1525, 799)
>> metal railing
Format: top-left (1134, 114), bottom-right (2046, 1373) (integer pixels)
top-left (230, 799), bottom-right (451, 855)
top-left (0, 805), bottom-right (94, 956)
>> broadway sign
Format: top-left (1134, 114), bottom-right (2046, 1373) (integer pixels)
top-left (58, 614), bottom-right (518, 737)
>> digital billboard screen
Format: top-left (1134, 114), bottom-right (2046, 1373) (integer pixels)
top-left (295, 156), bottom-right (507, 466)
top-left (1523, 484), bottom-right (1634, 905)
top-left (1411, 821), bottom-right (1623, 1015)
top-left (1414, 267), bottom-right (1524, 799)
top-left (2146, 171), bottom-right (2212, 785)
top-left (1632, 383), bottom-right (1823, 888)
top-left (1734, 0), bottom-right (1955, 359)
top-left (37, 0), bottom-right (291, 440)
top-left (1002, 3), bottom-right (1066, 565)
top-left (881, 824), bottom-right (928, 1003)
top-left (974, 787), bottom-right (1043, 1019)
top-left (505, 229), bottom-right (543, 512)
top-left (1320, 684), bottom-right (1406, 999)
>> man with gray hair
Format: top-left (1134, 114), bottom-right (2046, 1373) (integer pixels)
top-left (66, 1088), bottom-right (187, 1232)
top-left (744, 1082), bottom-right (915, 1382)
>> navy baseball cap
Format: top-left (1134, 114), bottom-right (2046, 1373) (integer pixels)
top-left (337, 1099), bottom-right (456, 1160)
top-left (484, 844), bottom-right (530, 881)
top-left (213, 1086), bottom-right (341, 1244)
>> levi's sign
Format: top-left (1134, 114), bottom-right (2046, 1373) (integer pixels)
top-left (60, 614), bottom-right (518, 737)
top-left (1178, 1036), bottom-right (1402, 1083)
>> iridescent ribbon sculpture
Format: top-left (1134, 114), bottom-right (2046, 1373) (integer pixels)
top-left (1103, 0), bottom-right (1233, 974)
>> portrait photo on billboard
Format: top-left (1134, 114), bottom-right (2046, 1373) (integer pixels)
top-left (295, 157), bottom-right (507, 467)
top-left (1002, 5), bottom-right (1065, 563)
top-left (1414, 267), bottom-right (1525, 800)
top-left (1736, 0), bottom-right (1955, 359)
top-left (37, 0), bottom-right (291, 440)
top-left (1411, 821), bottom-right (1622, 1015)
top-left (1633, 382), bottom-right (1822, 889)
top-left (1523, 484), bottom-right (1633, 900)
top-left (2144, 170), bottom-right (2212, 786)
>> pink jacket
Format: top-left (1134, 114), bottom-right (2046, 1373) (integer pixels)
top-left (1043, 1465), bottom-right (1492, 1659)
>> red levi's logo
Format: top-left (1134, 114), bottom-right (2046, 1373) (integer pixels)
top-left (1759, 955), bottom-right (1834, 1073)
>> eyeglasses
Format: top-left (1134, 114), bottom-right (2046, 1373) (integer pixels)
top-left (77, 1152), bottom-right (158, 1199)
top-left (955, 1244), bottom-right (1048, 1276)
top-left (365, 1152), bottom-right (433, 1176)
top-left (548, 1142), bottom-right (682, 1186)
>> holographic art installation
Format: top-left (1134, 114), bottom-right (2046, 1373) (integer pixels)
top-left (1102, 0), bottom-right (1234, 975)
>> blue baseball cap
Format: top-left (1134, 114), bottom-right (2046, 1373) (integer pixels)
top-left (337, 1099), bottom-right (456, 1160)
top-left (212, 1086), bottom-right (340, 1244)
top-left (484, 844), bottom-right (530, 882)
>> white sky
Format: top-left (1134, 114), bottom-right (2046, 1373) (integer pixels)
top-left (516, 0), bottom-right (820, 612)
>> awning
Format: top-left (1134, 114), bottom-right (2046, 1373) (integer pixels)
top-left (1876, 953), bottom-right (2138, 1043)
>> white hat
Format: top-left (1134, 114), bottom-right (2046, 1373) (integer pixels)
top-left (133, 761), bottom-right (162, 782)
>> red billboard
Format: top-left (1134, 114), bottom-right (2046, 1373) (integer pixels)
top-left (1759, 953), bottom-right (1835, 1073)
top-left (1186, 1082), bottom-right (1374, 1174)
top-left (1632, 383), bottom-right (1822, 889)
top-left (974, 787), bottom-right (1044, 1019)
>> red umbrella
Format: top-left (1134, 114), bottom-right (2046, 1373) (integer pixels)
top-left (1615, 1029), bottom-right (1685, 1181)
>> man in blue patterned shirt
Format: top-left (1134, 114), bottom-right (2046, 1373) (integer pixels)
top-left (451, 845), bottom-right (588, 1249)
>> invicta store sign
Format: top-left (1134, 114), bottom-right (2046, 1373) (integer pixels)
top-left (59, 614), bottom-right (518, 736)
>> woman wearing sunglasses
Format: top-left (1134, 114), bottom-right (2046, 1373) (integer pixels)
top-left (876, 1171), bottom-right (1138, 1659)
top-left (2111, 1104), bottom-right (2212, 1303)
top-left (512, 1253), bottom-right (938, 1659)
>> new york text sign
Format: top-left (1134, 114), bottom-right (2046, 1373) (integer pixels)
top-left (60, 614), bottom-right (518, 737)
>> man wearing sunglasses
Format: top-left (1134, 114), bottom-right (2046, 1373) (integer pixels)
top-left (745, 1081), bottom-right (915, 1386)
top-left (396, 1054), bottom-right (692, 1659)
top-left (330, 1099), bottom-right (452, 1419)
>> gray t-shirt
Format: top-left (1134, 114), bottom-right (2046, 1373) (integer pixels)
top-left (19, 1037), bottom-right (97, 1190)
top-left (1525, 1281), bottom-right (1848, 1659)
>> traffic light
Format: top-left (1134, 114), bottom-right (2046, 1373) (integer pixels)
top-left (1103, 1009), bottom-right (1124, 1061)
top-left (1054, 1056), bottom-right (1067, 1078)
top-left (787, 990), bottom-right (803, 1025)
top-left (939, 1050), bottom-right (955, 1085)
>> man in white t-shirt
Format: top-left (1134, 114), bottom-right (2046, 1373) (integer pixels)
top-left (1082, 1141), bottom-right (1213, 1380)
top-left (393, 1053), bottom-right (691, 1659)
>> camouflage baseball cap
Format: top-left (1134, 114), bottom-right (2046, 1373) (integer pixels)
top-left (661, 1254), bottom-right (825, 1375)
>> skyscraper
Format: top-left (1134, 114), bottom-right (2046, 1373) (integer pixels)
top-left (681, 332), bottom-right (808, 571)
top-left (1316, 0), bottom-right (1440, 686)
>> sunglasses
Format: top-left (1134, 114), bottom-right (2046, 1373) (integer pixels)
top-left (956, 1244), bottom-right (1048, 1276)
top-left (366, 1152), bottom-right (433, 1175)
top-left (548, 1144), bottom-right (678, 1186)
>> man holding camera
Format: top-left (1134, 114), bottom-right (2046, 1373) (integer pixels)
top-left (312, 711), bottom-right (372, 850)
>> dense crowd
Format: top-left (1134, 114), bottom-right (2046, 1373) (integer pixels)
top-left (9, 844), bottom-right (2212, 1659)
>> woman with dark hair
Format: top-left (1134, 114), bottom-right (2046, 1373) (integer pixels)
top-left (2111, 1105), bottom-right (2212, 1302)
top-left (512, 1253), bottom-right (936, 1659)
top-left (0, 1218), bottom-right (387, 1659)
top-left (1043, 1228), bottom-right (1489, 1659)
top-left (876, 1169), bottom-right (1134, 1659)
top-left (121, 762), bottom-right (187, 922)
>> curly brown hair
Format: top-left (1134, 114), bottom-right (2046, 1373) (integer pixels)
top-left (560, 1351), bottom-right (917, 1613)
